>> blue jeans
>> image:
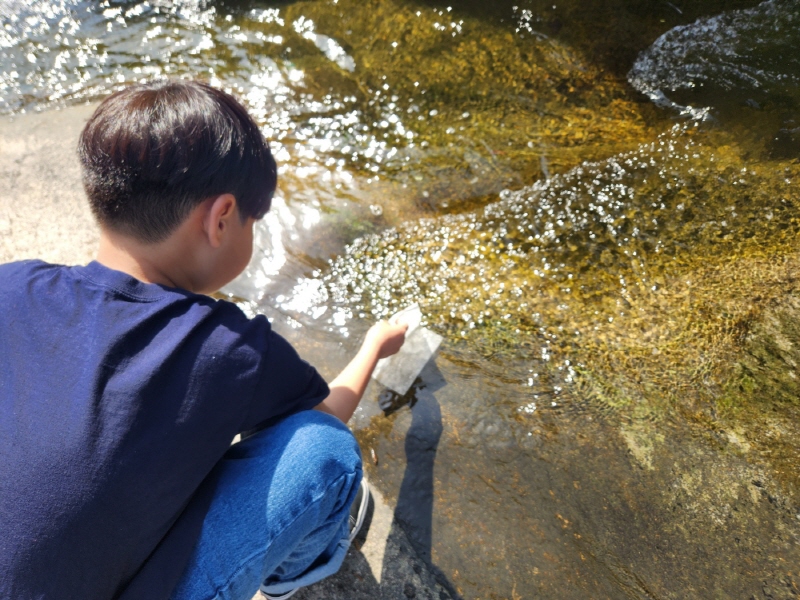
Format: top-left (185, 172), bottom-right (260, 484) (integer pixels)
top-left (170, 410), bottom-right (363, 600)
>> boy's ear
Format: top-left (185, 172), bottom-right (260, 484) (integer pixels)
top-left (204, 193), bottom-right (237, 248)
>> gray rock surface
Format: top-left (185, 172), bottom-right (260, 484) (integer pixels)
top-left (0, 105), bottom-right (98, 266)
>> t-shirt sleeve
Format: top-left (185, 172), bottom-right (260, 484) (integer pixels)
top-left (240, 321), bottom-right (330, 431)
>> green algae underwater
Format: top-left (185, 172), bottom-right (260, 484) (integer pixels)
top-left (4, 0), bottom-right (800, 596)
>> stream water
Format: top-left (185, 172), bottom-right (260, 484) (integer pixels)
top-left (3, 0), bottom-right (800, 597)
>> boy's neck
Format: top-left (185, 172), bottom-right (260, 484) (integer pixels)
top-left (94, 194), bottom-right (250, 295)
top-left (96, 226), bottom-right (201, 292)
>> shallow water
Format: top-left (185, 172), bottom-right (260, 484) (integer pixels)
top-left (5, 0), bottom-right (800, 597)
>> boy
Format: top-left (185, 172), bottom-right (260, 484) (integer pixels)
top-left (0, 80), bottom-right (407, 600)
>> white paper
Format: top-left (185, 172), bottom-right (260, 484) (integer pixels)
top-left (372, 304), bottom-right (443, 395)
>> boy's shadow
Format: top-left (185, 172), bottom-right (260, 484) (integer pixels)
top-left (380, 362), bottom-right (459, 598)
top-left (293, 360), bottom-right (461, 600)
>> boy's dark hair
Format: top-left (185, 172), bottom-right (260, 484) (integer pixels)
top-left (79, 79), bottom-right (276, 243)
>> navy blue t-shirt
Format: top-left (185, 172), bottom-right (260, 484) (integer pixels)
top-left (0, 260), bottom-right (330, 599)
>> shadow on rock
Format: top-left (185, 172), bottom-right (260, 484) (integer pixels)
top-left (386, 380), bottom-right (460, 600)
top-left (293, 362), bottom-right (459, 600)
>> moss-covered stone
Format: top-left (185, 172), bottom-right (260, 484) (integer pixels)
top-left (293, 122), bottom-right (800, 481)
top-left (729, 295), bottom-right (800, 409)
top-left (711, 292), bottom-right (800, 499)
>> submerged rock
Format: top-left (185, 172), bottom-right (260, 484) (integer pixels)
top-left (282, 0), bottom-right (657, 199)
top-left (629, 0), bottom-right (800, 111)
top-left (716, 292), bottom-right (800, 501)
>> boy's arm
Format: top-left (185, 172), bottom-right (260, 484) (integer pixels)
top-left (315, 320), bottom-right (408, 423)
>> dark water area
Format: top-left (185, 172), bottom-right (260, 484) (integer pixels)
top-left (4, 0), bottom-right (800, 597)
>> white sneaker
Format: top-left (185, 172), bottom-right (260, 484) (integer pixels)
top-left (262, 589), bottom-right (297, 600)
top-left (348, 477), bottom-right (370, 542)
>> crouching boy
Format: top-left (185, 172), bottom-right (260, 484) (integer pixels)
top-left (0, 80), bottom-right (407, 600)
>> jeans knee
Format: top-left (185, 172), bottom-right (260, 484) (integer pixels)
top-left (295, 411), bottom-right (361, 471)
top-left (275, 410), bottom-right (362, 493)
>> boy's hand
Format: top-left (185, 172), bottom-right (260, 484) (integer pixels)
top-left (315, 319), bottom-right (409, 423)
top-left (365, 320), bottom-right (409, 359)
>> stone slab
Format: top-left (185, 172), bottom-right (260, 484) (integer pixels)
top-left (0, 104), bottom-right (99, 266)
